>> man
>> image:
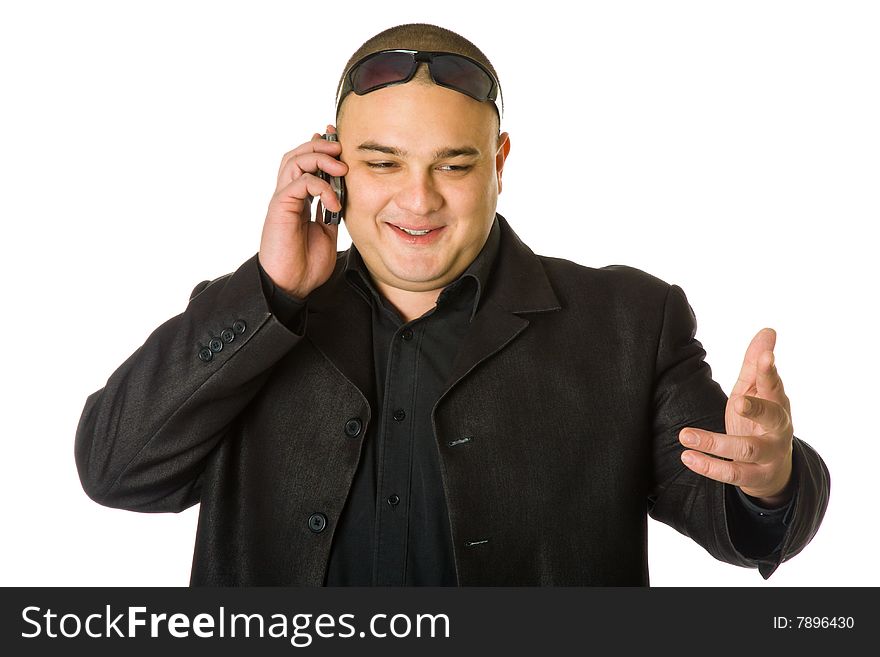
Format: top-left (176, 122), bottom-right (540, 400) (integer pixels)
top-left (75, 23), bottom-right (829, 585)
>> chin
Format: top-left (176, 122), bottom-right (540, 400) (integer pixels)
top-left (385, 259), bottom-right (449, 286)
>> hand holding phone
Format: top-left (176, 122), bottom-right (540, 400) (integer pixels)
top-left (258, 125), bottom-right (347, 300)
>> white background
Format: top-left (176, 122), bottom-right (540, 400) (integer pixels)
top-left (1, 0), bottom-right (877, 587)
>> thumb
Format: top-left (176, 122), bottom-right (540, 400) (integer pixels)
top-left (755, 329), bottom-right (786, 402)
top-left (731, 327), bottom-right (776, 398)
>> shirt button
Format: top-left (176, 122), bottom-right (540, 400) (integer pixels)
top-left (344, 418), bottom-right (363, 437)
top-left (198, 347), bottom-right (214, 363)
top-left (401, 328), bottom-right (413, 341)
top-left (387, 494), bottom-right (400, 506)
top-left (393, 409), bottom-right (406, 421)
top-left (232, 319), bottom-right (247, 334)
top-left (308, 513), bottom-right (327, 533)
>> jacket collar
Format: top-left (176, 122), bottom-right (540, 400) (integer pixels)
top-left (304, 213), bottom-right (561, 408)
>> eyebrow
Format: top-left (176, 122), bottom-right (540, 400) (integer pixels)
top-left (356, 141), bottom-right (481, 160)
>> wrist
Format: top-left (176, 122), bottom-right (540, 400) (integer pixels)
top-left (741, 476), bottom-right (795, 510)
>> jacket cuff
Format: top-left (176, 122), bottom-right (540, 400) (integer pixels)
top-left (725, 482), bottom-right (794, 562)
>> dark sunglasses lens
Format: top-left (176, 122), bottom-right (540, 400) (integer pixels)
top-left (430, 55), bottom-right (494, 100)
top-left (351, 52), bottom-right (416, 93)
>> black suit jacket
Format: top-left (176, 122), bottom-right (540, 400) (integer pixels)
top-left (75, 213), bottom-right (829, 585)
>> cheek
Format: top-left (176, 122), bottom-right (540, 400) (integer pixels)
top-left (345, 172), bottom-right (390, 210)
top-left (463, 174), bottom-right (498, 209)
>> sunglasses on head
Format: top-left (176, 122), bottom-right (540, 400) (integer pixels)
top-left (336, 49), bottom-right (503, 122)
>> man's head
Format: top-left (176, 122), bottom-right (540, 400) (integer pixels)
top-left (335, 24), bottom-right (503, 134)
top-left (334, 23), bottom-right (511, 298)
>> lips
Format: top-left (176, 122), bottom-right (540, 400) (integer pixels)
top-left (389, 222), bottom-right (443, 233)
top-left (386, 222), bottom-right (446, 244)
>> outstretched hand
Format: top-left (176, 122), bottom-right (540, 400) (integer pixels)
top-left (678, 328), bottom-right (795, 507)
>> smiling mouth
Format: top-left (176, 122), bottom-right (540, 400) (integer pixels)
top-left (390, 224), bottom-right (442, 236)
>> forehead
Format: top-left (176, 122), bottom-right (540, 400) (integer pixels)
top-left (338, 81), bottom-right (499, 145)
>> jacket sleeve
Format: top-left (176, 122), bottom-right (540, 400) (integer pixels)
top-left (646, 283), bottom-right (830, 579)
top-left (75, 252), bottom-right (309, 513)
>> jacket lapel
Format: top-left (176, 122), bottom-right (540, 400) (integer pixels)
top-left (439, 214), bottom-right (561, 402)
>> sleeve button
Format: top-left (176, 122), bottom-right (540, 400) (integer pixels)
top-left (232, 320), bottom-right (247, 334)
top-left (209, 337), bottom-right (224, 352)
top-left (221, 328), bottom-right (236, 343)
top-left (198, 347), bottom-right (214, 363)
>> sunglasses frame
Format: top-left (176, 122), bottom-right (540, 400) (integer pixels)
top-left (336, 49), bottom-right (504, 121)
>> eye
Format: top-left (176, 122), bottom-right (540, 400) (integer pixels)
top-left (366, 161), bottom-right (397, 169)
top-left (438, 165), bottom-right (471, 172)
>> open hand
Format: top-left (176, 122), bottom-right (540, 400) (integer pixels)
top-left (678, 328), bottom-right (794, 507)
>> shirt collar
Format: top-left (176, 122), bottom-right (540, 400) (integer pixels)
top-left (344, 213), bottom-right (501, 323)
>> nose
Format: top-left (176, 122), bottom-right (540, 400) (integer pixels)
top-left (394, 170), bottom-right (443, 216)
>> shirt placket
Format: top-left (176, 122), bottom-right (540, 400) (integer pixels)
top-left (373, 320), bottom-right (422, 586)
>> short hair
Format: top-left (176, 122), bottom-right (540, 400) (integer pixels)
top-left (335, 23), bottom-right (502, 133)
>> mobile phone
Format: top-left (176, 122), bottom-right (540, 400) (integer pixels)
top-left (318, 133), bottom-right (346, 224)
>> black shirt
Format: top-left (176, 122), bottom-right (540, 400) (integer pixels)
top-left (326, 217), bottom-right (501, 585)
top-left (256, 215), bottom-right (792, 584)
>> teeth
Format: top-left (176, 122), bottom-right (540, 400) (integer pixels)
top-left (398, 226), bottom-right (432, 236)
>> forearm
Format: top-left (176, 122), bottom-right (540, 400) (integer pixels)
top-left (75, 252), bottom-right (307, 512)
top-left (648, 284), bottom-right (830, 577)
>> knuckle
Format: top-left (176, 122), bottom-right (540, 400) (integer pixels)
top-left (683, 450), bottom-right (702, 471)
top-left (755, 397), bottom-right (767, 414)
top-left (770, 402), bottom-right (791, 432)
top-left (725, 463), bottom-right (742, 486)
top-left (693, 454), bottom-right (711, 475)
top-left (315, 154), bottom-right (336, 174)
top-left (281, 149), bottom-right (301, 166)
top-left (288, 163), bottom-right (305, 182)
top-left (740, 439), bottom-right (757, 463)
top-left (701, 432), bottom-right (717, 455)
top-left (285, 173), bottom-right (313, 197)
top-left (302, 173), bottom-right (324, 192)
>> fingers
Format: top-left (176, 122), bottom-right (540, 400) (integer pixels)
top-left (679, 448), bottom-right (774, 491)
top-left (730, 328), bottom-right (776, 398)
top-left (679, 401), bottom-right (792, 490)
top-left (678, 430), bottom-right (794, 500)
top-left (276, 151), bottom-right (348, 190)
top-left (681, 450), bottom-right (762, 486)
top-left (736, 394), bottom-right (791, 434)
top-left (276, 127), bottom-right (345, 188)
top-left (280, 136), bottom-right (341, 167)
top-left (270, 172), bottom-right (342, 219)
top-left (276, 151), bottom-right (347, 191)
top-left (756, 350), bottom-right (787, 408)
top-left (679, 428), bottom-right (768, 464)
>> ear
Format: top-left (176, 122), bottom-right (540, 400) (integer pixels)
top-left (495, 132), bottom-right (511, 193)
